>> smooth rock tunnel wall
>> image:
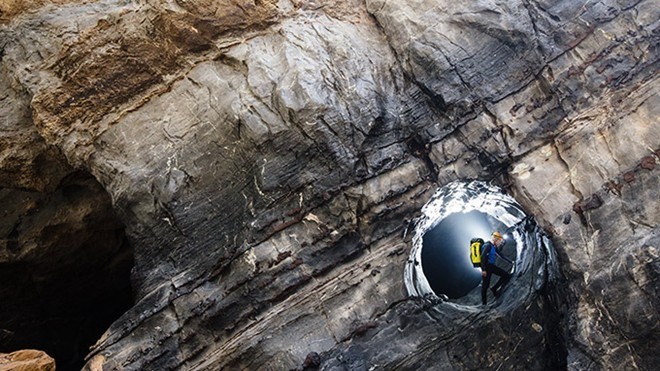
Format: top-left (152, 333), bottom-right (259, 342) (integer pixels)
top-left (419, 209), bottom-right (500, 299)
top-left (323, 219), bottom-right (566, 371)
top-left (322, 181), bottom-right (567, 369)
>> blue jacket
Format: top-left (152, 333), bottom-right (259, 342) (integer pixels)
top-left (481, 241), bottom-right (513, 270)
top-left (480, 242), bottom-right (497, 269)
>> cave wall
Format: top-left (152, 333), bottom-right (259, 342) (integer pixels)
top-left (0, 0), bottom-right (658, 370)
top-left (0, 172), bottom-right (134, 370)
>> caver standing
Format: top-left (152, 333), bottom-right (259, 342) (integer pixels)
top-left (481, 231), bottom-right (512, 305)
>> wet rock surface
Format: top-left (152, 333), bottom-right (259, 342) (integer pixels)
top-left (0, 0), bottom-right (658, 370)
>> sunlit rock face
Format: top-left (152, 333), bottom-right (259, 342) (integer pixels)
top-left (0, 349), bottom-right (56, 371)
top-left (0, 0), bottom-right (658, 370)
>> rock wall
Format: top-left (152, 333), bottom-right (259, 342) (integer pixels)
top-left (0, 0), bottom-right (658, 370)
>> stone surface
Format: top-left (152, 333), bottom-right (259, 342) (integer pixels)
top-left (0, 0), bottom-right (658, 370)
top-left (0, 349), bottom-right (55, 371)
top-left (0, 58), bottom-right (71, 192)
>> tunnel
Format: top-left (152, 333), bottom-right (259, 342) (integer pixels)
top-left (420, 210), bottom-right (511, 299)
top-left (405, 181), bottom-right (556, 308)
top-left (0, 171), bottom-right (134, 370)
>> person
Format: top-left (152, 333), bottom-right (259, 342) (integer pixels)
top-left (481, 231), bottom-right (512, 305)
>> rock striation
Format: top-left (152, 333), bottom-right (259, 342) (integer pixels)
top-left (0, 349), bottom-right (56, 371)
top-left (0, 0), bottom-right (658, 370)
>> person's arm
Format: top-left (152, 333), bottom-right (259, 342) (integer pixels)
top-left (480, 243), bottom-right (490, 276)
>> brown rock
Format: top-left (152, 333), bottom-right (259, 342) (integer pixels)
top-left (623, 171), bottom-right (636, 183)
top-left (0, 0), bottom-right (79, 23)
top-left (640, 155), bottom-right (656, 170)
top-left (573, 193), bottom-right (603, 214)
top-left (302, 351), bottom-right (321, 369)
top-left (0, 350), bottom-right (55, 371)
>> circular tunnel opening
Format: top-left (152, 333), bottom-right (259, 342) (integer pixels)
top-left (421, 210), bottom-right (511, 299)
top-left (0, 171), bottom-right (134, 370)
top-left (405, 181), bottom-right (532, 306)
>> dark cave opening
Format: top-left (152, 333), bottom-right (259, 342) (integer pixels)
top-left (421, 211), bottom-right (509, 299)
top-left (0, 172), bottom-right (134, 370)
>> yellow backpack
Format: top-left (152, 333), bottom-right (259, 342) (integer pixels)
top-left (470, 238), bottom-right (485, 267)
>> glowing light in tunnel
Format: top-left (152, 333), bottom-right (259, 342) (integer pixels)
top-left (405, 181), bottom-right (527, 304)
top-left (421, 210), bottom-right (507, 299)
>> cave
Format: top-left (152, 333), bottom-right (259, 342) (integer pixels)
top-left (421, 210), bottom-right (511, 299)
top-left (0, 172), bottom-right (134, 371)
top-left (2, 0), bottom-right (657, 368)
top-left (405, 181), bottom-right (538, 307)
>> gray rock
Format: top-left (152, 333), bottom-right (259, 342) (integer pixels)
top-left (0, 0), bottom-right (657, 370)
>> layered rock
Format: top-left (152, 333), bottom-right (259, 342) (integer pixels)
top-left (0, 349), bottom-right (56, 371)
top-left (0, 0), bottom-right (657, 370)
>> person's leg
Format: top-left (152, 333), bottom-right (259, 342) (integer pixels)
top-left (490, 265), bottom-right (512, 292)
top-left (481, 271), bottom-right (492, 305)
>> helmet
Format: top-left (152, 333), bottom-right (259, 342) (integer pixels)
top-left (492, 231), bottom-right (503, 240)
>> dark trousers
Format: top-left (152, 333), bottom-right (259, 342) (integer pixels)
top-left (481, 264), bottom-right (512, 305)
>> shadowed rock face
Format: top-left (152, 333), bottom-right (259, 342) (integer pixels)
top-left (0, 0), bottom-right (658, 370)
top-left (0, 172), bottom-right (134, 370)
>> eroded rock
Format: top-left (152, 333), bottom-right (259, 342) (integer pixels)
top-left (0, 0), bottom-right (658, 370)
top-left (0, 349), bottom-right (55, 371)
